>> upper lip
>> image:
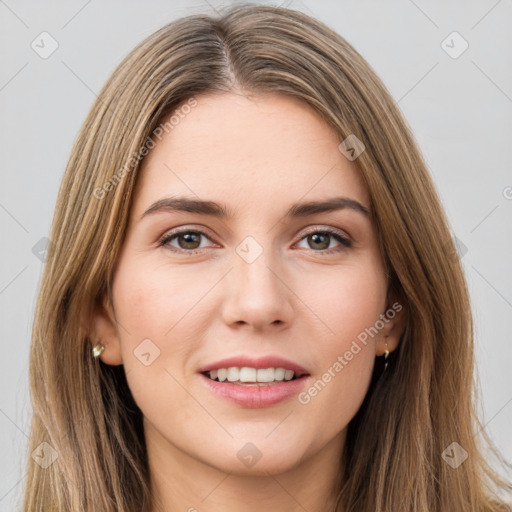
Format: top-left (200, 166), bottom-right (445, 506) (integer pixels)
top-left (198, 355), bottom-right (310, 377)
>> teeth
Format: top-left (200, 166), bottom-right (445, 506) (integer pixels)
top-left (239, 367), bottom-right (257, 382)
top-left (274, 367), bottom-right (285, 380)
top-left (206, 367), bottom-right (297, 383)
top-left (227, 367), bottom-right (239, 382)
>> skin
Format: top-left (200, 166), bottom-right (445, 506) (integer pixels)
top-left (93, 91), bottom-right (405, 512)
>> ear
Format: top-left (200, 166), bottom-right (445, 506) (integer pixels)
top-left (89, 295), bottom-right (124, 366)
top-left (377, 291), bottom-right (407, 356)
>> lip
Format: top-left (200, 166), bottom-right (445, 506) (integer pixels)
top-left (199, 373), bottom-right (311, 408)
top-left (197, 355), bottom-right (309, 377)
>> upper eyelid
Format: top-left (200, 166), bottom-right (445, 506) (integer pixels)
top-left (300, 225), bottom-right (350, 238)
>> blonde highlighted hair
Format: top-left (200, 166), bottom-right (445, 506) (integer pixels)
top-left (22, 3), bottom-right (512, 511)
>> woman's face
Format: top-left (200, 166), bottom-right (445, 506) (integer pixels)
top-left (95, 92), bottom-right (403, 477)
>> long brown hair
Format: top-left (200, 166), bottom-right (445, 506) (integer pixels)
top-left (22, 3), bottom-right (512, 511)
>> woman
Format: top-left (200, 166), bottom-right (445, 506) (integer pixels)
top-left (22, 3), bottom-right (512, 511)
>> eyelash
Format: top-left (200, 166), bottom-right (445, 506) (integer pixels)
top-left (157, 227), bottom-right (352, 255)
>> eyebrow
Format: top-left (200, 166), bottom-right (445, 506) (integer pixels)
top-left (139, 195), bottom-right (370, 221)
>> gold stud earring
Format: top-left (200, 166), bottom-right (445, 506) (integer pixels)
top-left (92, 343), bottom-right (105, 358)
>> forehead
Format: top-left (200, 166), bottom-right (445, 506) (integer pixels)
top-left (132, 92), bottom-right (370, 219)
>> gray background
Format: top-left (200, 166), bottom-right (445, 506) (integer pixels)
top-left (1, 0), bottom-right (511, 509)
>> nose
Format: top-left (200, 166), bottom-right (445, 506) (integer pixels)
top-left (221, 244), bottom-right (294, 331)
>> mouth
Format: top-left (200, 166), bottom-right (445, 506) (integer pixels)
top-left (199, 367), bottom-right (311, 408)
top-left (201, 366), bottom-right (307, 385)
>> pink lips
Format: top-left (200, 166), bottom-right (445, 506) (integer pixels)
top-left (200, 374), bottom-right (310, 408)
top-left (198, 354), bottom-right (311, 408)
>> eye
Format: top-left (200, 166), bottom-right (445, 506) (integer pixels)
top-left (158, 229), bottom-right (214, 253)
top-left (158, 227), bottom-right (352, 255)
top-left (295, 228), bottom-right (352, 254)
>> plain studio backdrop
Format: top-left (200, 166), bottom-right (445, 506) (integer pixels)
top-left (0, 0), bottom-right (511, 509)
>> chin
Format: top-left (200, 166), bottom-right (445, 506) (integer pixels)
top-left (195, 437), bottom-right (305, 476)
top-left (219, 455), bottom-right (302, 477)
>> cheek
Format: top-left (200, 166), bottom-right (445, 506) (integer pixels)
top-left (113, 258), bottom-right (214, 340)
top-left (298, 283), bottom-right (379, 439)
top-left (111, 262), bottom-right (208, 423)
top-left (299, 260), bottom-right (387, 349)
top-left (293, 259), bottom-right (385, 415)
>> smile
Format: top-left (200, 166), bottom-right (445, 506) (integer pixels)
top-left (199, 369), bottom-right (310, 408)
top-left (203, 366), bottom-right (297, 384)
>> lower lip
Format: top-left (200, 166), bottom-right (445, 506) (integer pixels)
top-left (199, 373), bottom-right (310, 408)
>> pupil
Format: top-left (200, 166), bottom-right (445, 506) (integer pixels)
top-left (310, 233), bottom-right (329, 250)
top-left (179, 232), bottom-right (200, 249)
